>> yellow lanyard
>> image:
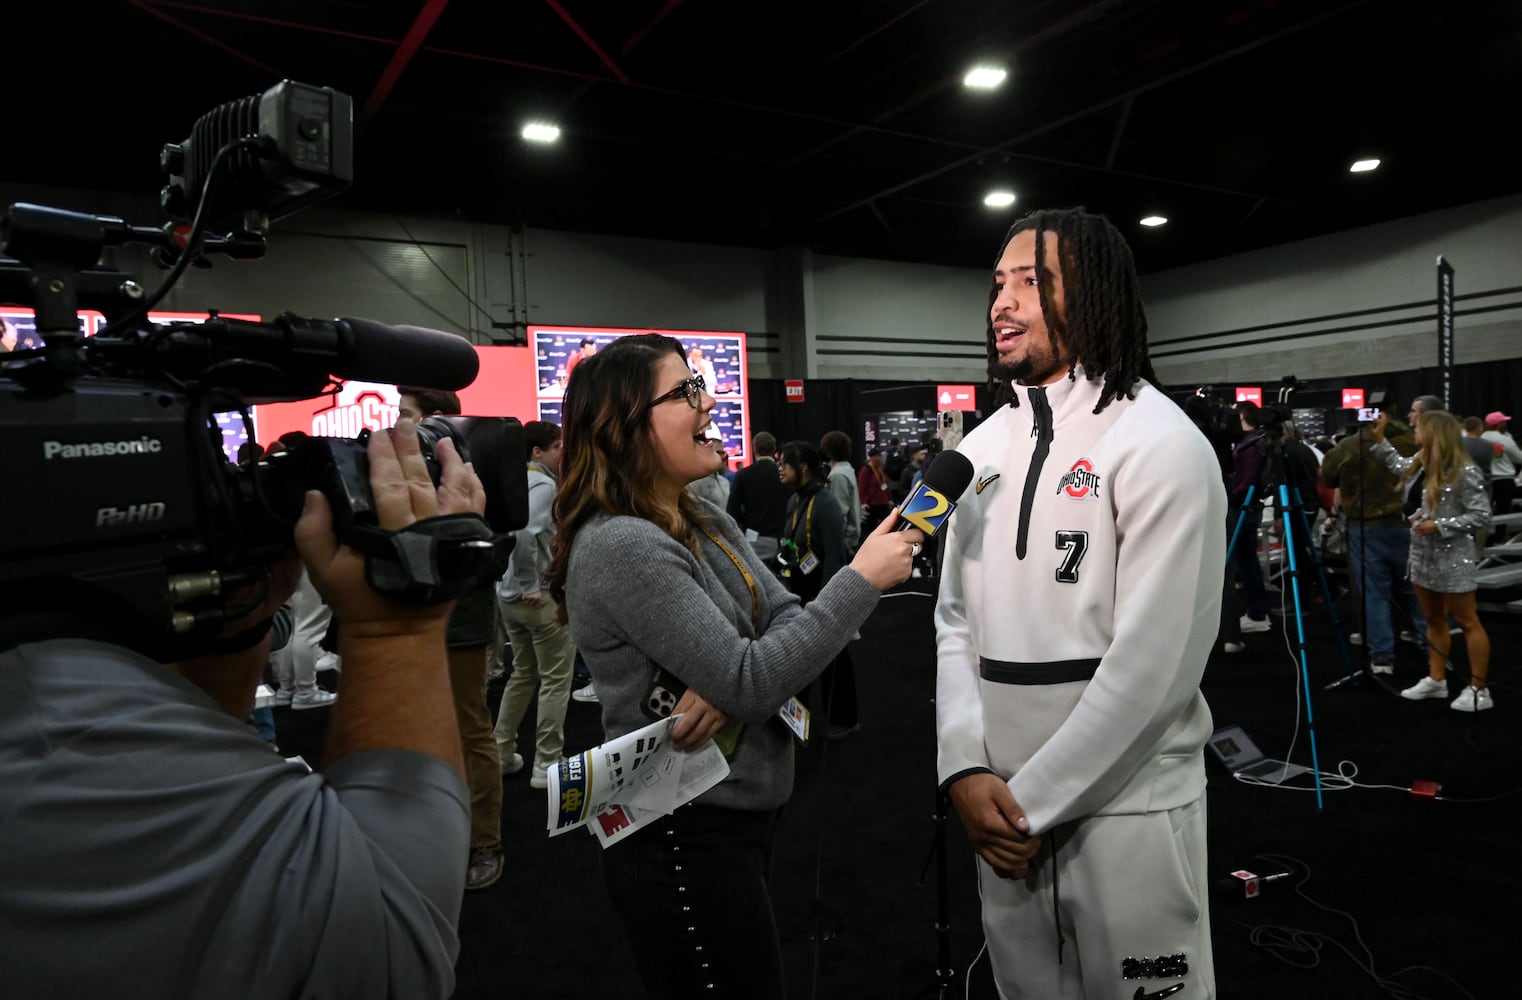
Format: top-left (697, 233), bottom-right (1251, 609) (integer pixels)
top-left (788, 495), bottom-right (816, 555)
top-left (701, 526), bottom-right (762, 634)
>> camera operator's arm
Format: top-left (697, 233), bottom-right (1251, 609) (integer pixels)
top-left (295, 418), bottom-right (485, 774)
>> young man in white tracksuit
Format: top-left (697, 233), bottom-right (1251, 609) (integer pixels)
top-left (936, 209), bottom-right (1225, 999)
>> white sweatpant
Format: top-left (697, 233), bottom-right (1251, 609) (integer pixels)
top-left (977, 797), bottom-right (1214, 1000)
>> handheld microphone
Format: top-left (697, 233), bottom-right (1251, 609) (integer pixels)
top-left (1212, 869), bottom-right (1293, 900)
top-left (897, 450), bottom-right (974, 537)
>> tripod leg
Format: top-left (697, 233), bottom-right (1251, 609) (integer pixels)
top-left (1289, 490), bottom-right (1357, 677)
top-left (1225, 485), bottom-right (1257, 568)
top-left (1280, 486), bottom-right (1326, 811)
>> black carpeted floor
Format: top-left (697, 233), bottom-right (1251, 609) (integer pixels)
top-left (277, 571), bottom-right (1522, 999)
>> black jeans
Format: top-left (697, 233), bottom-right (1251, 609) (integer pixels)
top-left (600, 804), bottom-right (784, 1000)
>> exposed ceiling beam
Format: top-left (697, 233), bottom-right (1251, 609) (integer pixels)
top-left (128, 0), bottom-right (282, 78)
top-left (544, 0), bottom-right (630, 83)
top-left (622, 0), bottom-right (687, 54)
top-left (147, 1), bottom-right (395, 45)
top-left (1104, 95), bottom-right (1133, 171)
top-left (361, 0), bottom-right (453, 124)
top-left (813, 0), bottom-right (1372, 226)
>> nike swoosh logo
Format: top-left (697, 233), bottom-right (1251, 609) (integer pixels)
top-left (976, 474), bottom-right (1000, 494)
top-left (1133, 984), bottom-right (1185, 1000)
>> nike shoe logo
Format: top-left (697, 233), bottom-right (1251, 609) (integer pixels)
top-left (976, 473), bottom-right (1000, 494)
top-left (1133, 984), bottom-right (1185, 1000)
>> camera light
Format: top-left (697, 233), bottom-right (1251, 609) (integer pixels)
top-left (521, 122), bottom-right (561, 143)
top-left (984, 190), bottom-right (1017, 208)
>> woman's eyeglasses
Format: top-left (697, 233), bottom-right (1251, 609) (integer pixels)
top-left (647, 374), bottom-right (706, 411)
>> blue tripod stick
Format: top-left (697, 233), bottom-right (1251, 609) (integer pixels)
top-left (1278, 484), bottom-right (1326, 810)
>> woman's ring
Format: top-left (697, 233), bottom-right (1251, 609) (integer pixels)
top-left (911, 542), bottom-right (923, 557)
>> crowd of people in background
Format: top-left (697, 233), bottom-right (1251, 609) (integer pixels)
top-left (1190, 391), bottom-right (1510, 711)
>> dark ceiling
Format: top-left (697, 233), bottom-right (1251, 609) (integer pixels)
top-left (11, 0), bottom-right (1522, 273)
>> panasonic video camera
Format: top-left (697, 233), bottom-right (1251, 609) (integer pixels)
top-left (0, 82), bottom-right (526, 660)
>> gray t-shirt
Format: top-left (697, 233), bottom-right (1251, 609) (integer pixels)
top-left (0, 639), bottom-right (469, 1000)
top-left (565, 503), bottom-right (879, 811)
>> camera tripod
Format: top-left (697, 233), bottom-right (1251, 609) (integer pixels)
top-left (1226, 469), bottom-right (1356, 812)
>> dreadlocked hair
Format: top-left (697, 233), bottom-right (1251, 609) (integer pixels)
top-left (545, 333), bottom-right (717, 625)
top-left (984, 207), bottom-right (1160, 414)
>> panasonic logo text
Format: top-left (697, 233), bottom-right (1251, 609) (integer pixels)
top-left (43, 437), bottom-right (164, 460)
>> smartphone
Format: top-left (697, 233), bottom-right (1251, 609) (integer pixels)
top-left (1357, 407), bottom-right (1381, 422)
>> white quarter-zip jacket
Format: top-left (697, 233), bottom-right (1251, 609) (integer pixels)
top-left (935, 369), bottom-right (1225, 834)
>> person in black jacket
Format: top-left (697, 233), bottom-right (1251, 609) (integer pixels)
top-left (778, 440), bottom-right (858, 735)
top-left (726, 431), bottom-right (788, 566)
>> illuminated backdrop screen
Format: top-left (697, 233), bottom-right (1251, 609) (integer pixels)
top-left (531, 325), bottom-right (750, 464)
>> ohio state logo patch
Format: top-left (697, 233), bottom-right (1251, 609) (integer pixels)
top-left (1057, 458), bottom-right (1102, 500)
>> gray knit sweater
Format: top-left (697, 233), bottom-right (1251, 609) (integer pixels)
top-left (564, 501), bottom-right (880, 810)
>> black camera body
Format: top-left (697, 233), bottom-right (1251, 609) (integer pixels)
top-left (0, 82), bottom-right (526, 660)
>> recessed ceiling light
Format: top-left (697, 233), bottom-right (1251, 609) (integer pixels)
top-left (964, 66), bottom-right (1007, 90)
top-left (522, 122), bottom-right (561, 143)
top-left (1349, 158), bottom-right (1380, 173)
top-left (984, 190), bottom-right (1017, 208)
top-left (1139, 215), bottom-right (1168, 227)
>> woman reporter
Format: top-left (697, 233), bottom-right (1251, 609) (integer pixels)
top-left (547, 334), bottom-right (921, 999)
top-left (1370, 410), bottom-right (1493, 710)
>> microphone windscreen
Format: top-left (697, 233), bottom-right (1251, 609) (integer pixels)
top-left (921, 449), bottom-right (975, 498)
top-left (337, 318), bottom-right (480, 390)
top-left (896, 449), bottom-right (975, 536)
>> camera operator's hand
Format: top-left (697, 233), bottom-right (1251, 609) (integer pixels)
top-left (294, 417), bottom-right (485, 774)
top-left (294, 418), bottom-right (485, 635)
top-left (1370, 412), bottom-right (1389, 444)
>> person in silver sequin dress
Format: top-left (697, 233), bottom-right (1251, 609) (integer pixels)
top-left (1370, 410), bottom-right (1493, 711)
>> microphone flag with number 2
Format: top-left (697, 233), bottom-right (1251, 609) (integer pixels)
top-left (897, 450), bottom-right (975, 536)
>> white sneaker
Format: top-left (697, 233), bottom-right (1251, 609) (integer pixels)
top-left (499, 750), bottom-right (524, 775)
top-left (1449, 625), bottom-right (1465, 636)
top-left (571, 682), bottom-right (599, 704)
top-left (273, 688), bottom-right (294, 708)
top-left (290, 688), bottom-right (338, 710)
top-left (1239, 615), bottom-right (1270, 634)
top-left (314, 652), bottom-right (342, 672)
top-left (1450, 686), bottom-right (1494, 713)
top-left (1348, 632), bottom-right (1364, 646)
top-left (1400, 676), bottom-right (1448, 701)
top-left (529, 760), bottom-right (556, 790)
top-left (1221, 641), bottom-right (1245, 654)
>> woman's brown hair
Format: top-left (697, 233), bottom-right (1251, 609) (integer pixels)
top-left (546, 333), bottom-right (714, 622)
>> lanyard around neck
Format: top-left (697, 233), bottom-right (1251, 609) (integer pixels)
top-left (789, 494), bottom-right (815, 553)
top-left (701, 526), bottom-right (761, 634)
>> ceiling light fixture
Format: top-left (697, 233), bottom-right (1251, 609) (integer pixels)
top-left (1139, 215), bottom-right (1168, 227)
top-left (1349, 158), bottom-right (1380, 173)
top-left (964, 66), bottom-right (1007, 90)
top-left (522, 122), bottom-right (561, 143)
top-left (984, 190), bottom-right (1017, 208)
